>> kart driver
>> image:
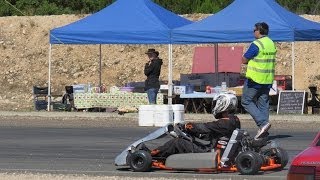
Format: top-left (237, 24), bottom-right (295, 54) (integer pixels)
top-left (150, 93), bottom-right (241, 158)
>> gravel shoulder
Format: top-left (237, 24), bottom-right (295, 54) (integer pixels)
top-left (0, 172), bottom-right (286, 180)
top-left (0, 111), bottom-right (319, 130)
top-left (0, 173), bottom-right (202, 180)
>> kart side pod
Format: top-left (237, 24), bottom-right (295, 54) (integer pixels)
top-left (165, 129), bottom-right (245, 170)
top-left (165, 152), bottom-right (218, 169)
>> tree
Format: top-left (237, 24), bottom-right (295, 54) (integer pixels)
top-left (195, 0), bottom-right (216, 14)
top-left (16, 0), bottom-right (40, 15)
top-left (0, 1), bottom-right (14, 16)
top-left (0, 0), bottom-right (319, 17)
top-left (35, 1), bottom-right (61, 15)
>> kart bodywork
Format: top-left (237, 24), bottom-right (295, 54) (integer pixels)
top-left (115, 124), bottom-right (288, 175)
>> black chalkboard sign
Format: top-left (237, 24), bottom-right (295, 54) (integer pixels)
top-left (277, 91), bottom-right (306, 114)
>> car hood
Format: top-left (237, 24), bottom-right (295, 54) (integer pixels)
top-left (292, 147), bottom-right (320, 166)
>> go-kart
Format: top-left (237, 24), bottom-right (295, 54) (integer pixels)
top-left (115, 123), bottom-right (288, 175)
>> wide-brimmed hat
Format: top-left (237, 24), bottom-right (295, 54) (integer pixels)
top-left (145, 48), bottom-right (159, 56)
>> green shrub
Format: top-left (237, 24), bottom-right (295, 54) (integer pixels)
top-left (0, 0), bottom-right (319, 17)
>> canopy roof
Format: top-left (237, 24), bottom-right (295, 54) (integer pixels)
top-left (172, 0), bottom-right (320, 43)
top-left (50, 0), bottom-right (191, 44)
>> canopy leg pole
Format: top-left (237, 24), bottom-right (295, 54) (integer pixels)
top-left (168, 44), bottom-right (173, 105)
top-left (291, 42), bottom-right (295, 90)
top-left (99, 44), bottom-right (102, 88)
top-left (98, 44), bottom-right (102, 112)
top-left (47, 44), bottom-right (52, 111)
top-left (214, 44), bottom-right (219, 86)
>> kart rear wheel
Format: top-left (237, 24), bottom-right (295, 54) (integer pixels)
top-left (236, 151), bottom-right (263, 175)
top-left (129, 150), bottom-right (152, 172)
top-left (262, 147), bottom-right (288, 169)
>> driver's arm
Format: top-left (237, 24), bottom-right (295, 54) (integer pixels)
top-left (185, 120), bottom-right (224, 135)
top-left (185, 116), bottom-right (240, 139)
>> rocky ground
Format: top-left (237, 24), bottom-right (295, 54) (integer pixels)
top-left (0, 14), bottom-right (320, 111)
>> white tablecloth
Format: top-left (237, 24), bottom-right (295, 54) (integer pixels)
top-left (180, 92), bottom-right (218, 99)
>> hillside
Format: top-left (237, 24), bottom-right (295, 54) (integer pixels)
top-left (0, 14), bottom-right (320, 111)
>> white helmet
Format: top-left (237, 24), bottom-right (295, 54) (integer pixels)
top-left (212, 93), bottom-right (238, 118)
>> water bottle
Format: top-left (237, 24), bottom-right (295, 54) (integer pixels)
top-left (221, 82), bottom-right (227, 92)
top-left (88, 83), bottom-right (92, 93)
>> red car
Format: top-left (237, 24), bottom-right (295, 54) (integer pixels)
top-left (287, 132), bottom-right (320, 180)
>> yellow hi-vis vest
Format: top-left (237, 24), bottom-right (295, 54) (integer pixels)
top-left (246, 36), bottom-right (276, 84)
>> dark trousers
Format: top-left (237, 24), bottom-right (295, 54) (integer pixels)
top-left (156, 138), bottom-right (210, 158)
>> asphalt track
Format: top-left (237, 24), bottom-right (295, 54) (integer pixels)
top-left (0, 122), bottom-right (318, 180)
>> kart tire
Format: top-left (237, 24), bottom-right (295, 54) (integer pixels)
top-left (236, 151), bottom-right (263, 175)
top-left (129, 150), bottom-right (152, 172)
top-left (262, 147), bottom-right (288, 169)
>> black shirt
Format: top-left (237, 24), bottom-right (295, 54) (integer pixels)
top-left (144, 58), bottom-right (163, 90)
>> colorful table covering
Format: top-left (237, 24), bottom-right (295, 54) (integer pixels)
top-left (74, 92), bottom-right (164, 109)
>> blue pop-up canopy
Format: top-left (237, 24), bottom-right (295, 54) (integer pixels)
top-left (47, 0), bottom-right (192, 108)
top-left (50, 0), bottom-right (191, 44)
top-left (172, 0), bottom-right (320, 90)
top-left (172, 0), bottom-right (320, 43)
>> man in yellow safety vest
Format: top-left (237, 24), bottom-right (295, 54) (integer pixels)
top-left (241, 22), bottom-right (276, 140)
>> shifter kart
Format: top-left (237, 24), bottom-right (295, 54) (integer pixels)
top-left (115, 124), bottom-right (288, 175)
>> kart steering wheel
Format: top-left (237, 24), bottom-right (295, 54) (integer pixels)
top-left (174, 124), bottom-right (193, 142)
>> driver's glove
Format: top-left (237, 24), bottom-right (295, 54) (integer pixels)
top-left (185, 122), bottom-right (194, 130)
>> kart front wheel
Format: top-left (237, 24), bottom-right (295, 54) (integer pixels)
top-left (236, 151), bottom-right (263, 175)
top-left (129, 150), bottom-right (152, 172)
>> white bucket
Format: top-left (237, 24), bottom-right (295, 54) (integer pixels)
top-left (138, 105), bottom-right (155, 126)
top-left (154, 105), bottom-right (173, 127)
top-left (172, 104), bottom-right (185, 124)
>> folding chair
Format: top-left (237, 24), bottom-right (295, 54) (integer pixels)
top-left (32, 86), bottom-right (49, 111)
